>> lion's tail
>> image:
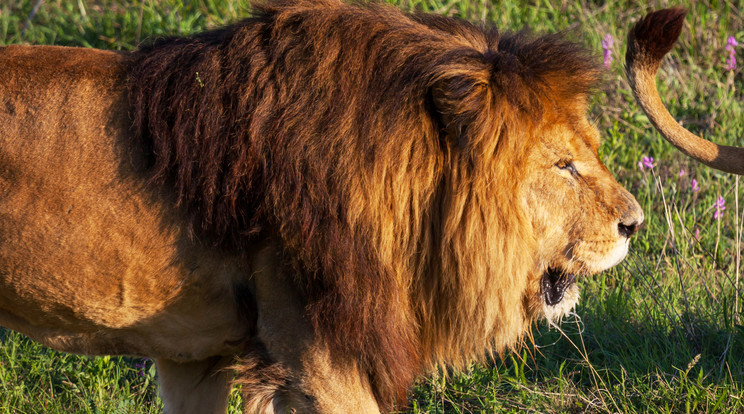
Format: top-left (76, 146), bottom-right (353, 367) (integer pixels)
top-left (626, 8), bottom-right (744, 175)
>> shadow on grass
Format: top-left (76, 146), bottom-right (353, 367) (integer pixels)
top-left (407, 258), bottom-right (744, 413)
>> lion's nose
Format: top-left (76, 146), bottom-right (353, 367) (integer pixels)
top-left (618, 197), bottom-right (644, 238)
top-left (618, 218), bottom-right (640, 238)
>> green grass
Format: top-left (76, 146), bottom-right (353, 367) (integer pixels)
top-left (2, 0), bottom-right (744, 412)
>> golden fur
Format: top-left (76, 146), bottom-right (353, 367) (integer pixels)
top-left (0, 1), bottom-right (643, 412)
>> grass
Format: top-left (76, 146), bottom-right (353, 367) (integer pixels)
top-left (2, 0), bottom-right (744, 412)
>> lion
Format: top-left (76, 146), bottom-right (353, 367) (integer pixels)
top-left (0, 0), bottom-right (643, 412)
top-left (627, 8), bottom-right (744, 174)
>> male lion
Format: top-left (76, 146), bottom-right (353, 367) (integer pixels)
top-left (627, 8), bottom-right (744, 174)
top-left (0, 0), bottom-right (643, 412)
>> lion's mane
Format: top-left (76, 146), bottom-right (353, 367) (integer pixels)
top-left (127, 0), bottom-right (600, 407)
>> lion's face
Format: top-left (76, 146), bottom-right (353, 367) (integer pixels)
top-left (520, 116), bottom-right (643, 322)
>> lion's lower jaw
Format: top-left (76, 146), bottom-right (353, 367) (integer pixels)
top-left (541, 283), bottom-right (580, 323)
top-left (539, 240), bottom-right (629, 323)
top-left (583, 239), bottom-right (630, 274)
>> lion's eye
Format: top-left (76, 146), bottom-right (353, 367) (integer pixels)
top-left (556, 160), bottom-right (578, 176)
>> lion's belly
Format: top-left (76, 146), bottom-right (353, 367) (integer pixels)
top-left (0, 46), bottom-right (253, 361)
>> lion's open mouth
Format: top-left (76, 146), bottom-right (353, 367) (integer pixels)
top-left (541, 268), bottom-right (576, 306)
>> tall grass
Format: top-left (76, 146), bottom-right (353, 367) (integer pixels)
top-left (2, 0), bottom-right (744, 412)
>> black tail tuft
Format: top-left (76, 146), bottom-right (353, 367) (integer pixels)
top-left (627, 8), bottom-right (687, 67)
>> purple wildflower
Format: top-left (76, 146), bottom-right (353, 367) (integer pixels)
top-left (638, 156), bottom-right (655, 170)
top-left (726, 36), bottom-right (738, 71)
top-left (694, 228), bottom-right (700, 239)
top-left (135, 358), bottom-right (149, 377)
top-left (678, 168), bottom-right (686, 178)
top-left (714, 195), bottom-right (726, 220)
top-left (691, 179), bottom-right (699, 192)
top-left (602, 34), bottom-right (614, 69)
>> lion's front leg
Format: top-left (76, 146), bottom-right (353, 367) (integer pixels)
top-left (156, 356), bottom-right (233, 414)
top-left (242, 245), bottom-right (381, 414)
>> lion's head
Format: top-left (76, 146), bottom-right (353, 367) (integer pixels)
top-left (127, 0), bottom-right (643, 409)
top-left (521, 116), bottom-right (643, 323)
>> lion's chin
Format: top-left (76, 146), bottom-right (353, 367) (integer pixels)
top-left (540, 268), bottom-right (580, 322)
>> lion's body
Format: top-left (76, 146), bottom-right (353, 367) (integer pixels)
top-left (0, 1), bottom-right (643, 413)
top-left (0, 45), bottom-right (244, 358)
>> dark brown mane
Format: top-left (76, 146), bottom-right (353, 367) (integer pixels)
top-left (127, 0), bottom-right (601, 407)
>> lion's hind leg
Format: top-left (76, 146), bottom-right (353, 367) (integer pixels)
top-left (156, 356), bottom-right (233, 414)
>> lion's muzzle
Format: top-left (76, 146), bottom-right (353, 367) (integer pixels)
top-left (617, 192), bottom-right (644, 239)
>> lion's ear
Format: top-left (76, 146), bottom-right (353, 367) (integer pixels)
top-left (429, 73), bottom-right (491, 149)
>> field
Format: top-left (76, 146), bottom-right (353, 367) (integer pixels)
top-left (1, 0), bottom-right (743, 412)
